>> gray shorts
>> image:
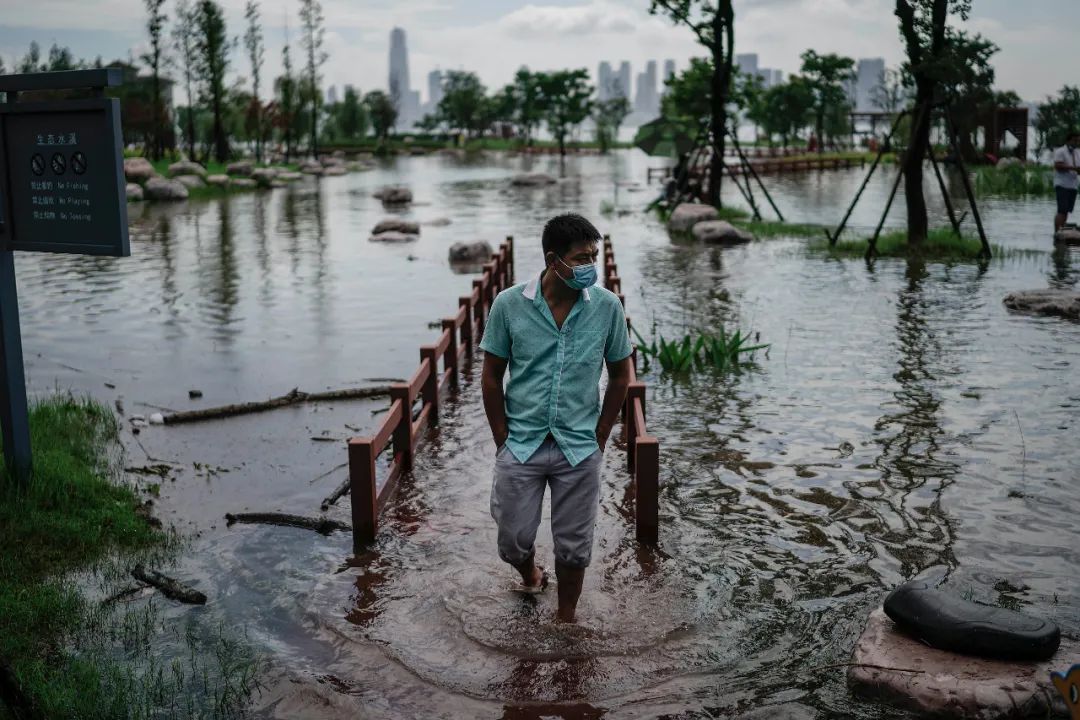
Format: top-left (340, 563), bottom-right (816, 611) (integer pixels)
top-left (490, 437), bottom-right (602, 569)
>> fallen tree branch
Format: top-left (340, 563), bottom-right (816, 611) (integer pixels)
top-left (320, 477), bottom-right (351, 511)
top-left (101, 583), bottom-right (150, 606)
top-left (162, 386), bottom-right (390, 425)
top-left (808, 661), bottom-right (925, 675)
top-left (225, 512), bottom-right (351, 535)
top-left (131, 565), bottom-right (207, 605)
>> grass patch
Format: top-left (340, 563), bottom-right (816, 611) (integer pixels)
top-left (713, 205), bottom-right (825, 239)
top-left (0, 395), bottom-right (264, 718)
top-left (808, 227), bottom-right (1006, 260)
top-left (631, 324), bottom-right (768, 374)
top-left (974, 163), bottom-right (1054, 197)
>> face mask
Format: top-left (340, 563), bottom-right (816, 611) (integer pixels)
top-left (556, 255), bottom-right (597, 290)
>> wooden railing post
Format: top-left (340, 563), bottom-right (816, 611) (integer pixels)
top-left (420, 346), bottom-right (439, 422)
top-left (626, 382), bottom-right (645, 473)
top-left (635, 437), bottom-right (659, 545)
top-left (506, 236), bottom-right (514, 282)
top-left (389, 384), bottom-right (413, 471)
top-left (472, 278), bottom-right (485, 336)
top-left (349, 438), bottom-right (378, 548)
top-left (459, 296), bottom-right (474, 355)
top-left (441, 320), bottom-right (459, 391)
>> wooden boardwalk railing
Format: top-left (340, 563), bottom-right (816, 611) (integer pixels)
top-left (347, 238), bottom-right (514, 549)
top-left (602, 234), bottom-right (660, 544)
top-left (346, 233), bottom-right (661, 551)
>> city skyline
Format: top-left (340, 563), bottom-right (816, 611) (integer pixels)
top-left (0, 0), bottom-right (1073, 106)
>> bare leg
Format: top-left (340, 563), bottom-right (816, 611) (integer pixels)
top-left (513, 555), bottom-right (543, 588)
top-left (1056, 213), bottom-right (1067, 232)
top-left (554, 562), bottom-right (585, 623)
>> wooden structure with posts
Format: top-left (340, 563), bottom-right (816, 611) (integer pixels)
top-left (346, 234), bottom-right (661, 551)
top-left (602, 235), bottom-right (660, 545)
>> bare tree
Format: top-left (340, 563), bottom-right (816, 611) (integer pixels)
top-left (143, 0), bottom-right (169, 160)
top-left (172, 0), bottom-right (199, 160)
top-left (244, 1), bottom-right (265, 163)
top-left (299, 0), bottom-right (327, 157)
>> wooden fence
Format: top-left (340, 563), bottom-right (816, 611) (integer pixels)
top-left (602, 235), bottom-right (660, 545)
top-left (345, 234), bottom-right (660, 551)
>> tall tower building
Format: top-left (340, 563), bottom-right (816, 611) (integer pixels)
top-left (855, 57), bottom-right (886, 111)
top-left (388, 27), bottom-right (421, 129)
top-left (427, 69), bottom-right (444, 115)
top-left (598, 61), bottom-right (613, 101)
top-left (735, 53), bottom-right (759, 77)
top-left (635, 60), bottom-right (658, 116)
top-left (662, 59), bottom-right (675, 95)
top-left (617, 61), bottom-right (631, 100)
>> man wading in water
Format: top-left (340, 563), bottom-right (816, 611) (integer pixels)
top-left (480, 213), bottom-right (632, 623)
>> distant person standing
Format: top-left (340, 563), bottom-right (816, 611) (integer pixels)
top-left (1053, 130), bottom-right (1080, 233)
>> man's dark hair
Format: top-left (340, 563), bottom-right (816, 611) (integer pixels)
top-left (541, 213), bottom-right (601, 258)
top-left (1068, 129), bottom-right (1080, 142)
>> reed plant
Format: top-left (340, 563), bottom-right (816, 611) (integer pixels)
top-left (631, 325), bottom-right (769, 374)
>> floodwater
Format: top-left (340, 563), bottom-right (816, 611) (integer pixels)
top-left (17, 151), bottom-right (1080, 718)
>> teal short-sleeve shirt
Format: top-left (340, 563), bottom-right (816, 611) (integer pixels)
top-left (480, 270), bottom-right (632, 466)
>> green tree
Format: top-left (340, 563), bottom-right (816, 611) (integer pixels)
top-left (244, 0), bottom-right (266, 162)
top-left (895, 0), bottom-right (973, 246)
top-left (800, 50), bottom-right (855, 153)
top-left (364, 90), bottom-right (397, 142)
top-left (196, 0), bottom-right (232, 163)
top-left (46, 43), bottom-right (80, 71)
top-left (870, 67), bottom-right (910, 115)
top-left (762, 77), bottom-right (814, 148)
top-left (142, 0), bottom-right (169, 160)
top-left (650, 0), bottom-right (735, 206)
top-left (1035, 86), bottom-right (1080, 157)
top-left (437, 70), bottom-right (490, 138)
top-left (508, 69), bottom-right (544, 146)
top-left (172, 0), bottom-right (200, 159)
top-left (337, 85), bottom-right (367, 140)
top-left (731, 67), bottom-right (766, 140)
top-left (537, 69), bottom-right (593, 156)
top-left (276, 29), bottom-right (299, 160)
top-left (299, 0), bottom-right (327, 157)
top-left (18, 41), bottom-right (43, 73)
top-left (661, 57), bottom-right (712, 123)
top-left (937, 32), bottom-right (1000, 160)
top-left (593, 96), bottom-right (630, 153)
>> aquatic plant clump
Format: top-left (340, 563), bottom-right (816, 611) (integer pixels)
top-left (974, 164), bottom-right (1054, 197)
top-left (808, 227), bottom-right (1008, 261)
top-left (631, 325), bottom-right (769, 374)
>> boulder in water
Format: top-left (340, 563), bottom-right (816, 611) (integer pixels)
top-left (126, 183), bottom-right (144, 201)
top-left (1003, 289), bottom-right (1080, 321)
top-left (250, 168), bottom-right (277, 187)
top-left (510, 173), bottom-right (557, 186)
top-left (668, 203), bottom-right (719, 233)
top-left (323, 165), bottom-right (347, 176)
top-left (369, 231), bottom-right (416, 243)
top-left (372, 219), bottom-right (420, 235)
top-left (226, 160), bottom-right (254, 177)
top-left (124, 157), bottom-right (156, 183)
top-left (424, 217), bottom-right (452, 227)
top-left (175, 174), bottom-right (205, 189)
top-left (167, 160), bottom-right (207, 178)
top-left (230, 178), bottom-right (258, 189)
top-left (206, 174), bottom-right (230, 187)
top-left (375, 186), bottom-right (413, 205)
top-left (1054, 227), bottom-right (1080, 245)
top-left (143, 177), bottom-right (189, 201)
top-left (692, 220), bottom-right (754, 245)
top-left (276, 171), bottom-right (303, 182)
top-left (449, 241), bottom-right (493, 263)
top-left (299, 161), bottom-right (324, 176)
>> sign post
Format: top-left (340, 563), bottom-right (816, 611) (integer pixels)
top-left (0, 69), bottom-right (129, 486)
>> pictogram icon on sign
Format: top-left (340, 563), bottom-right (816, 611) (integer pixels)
top-left (50, 152), bottom-right (66, 175)
top-left (71, 151), bottom-right (87, 175)
top-left (30, 153), bottom-right (45, 176)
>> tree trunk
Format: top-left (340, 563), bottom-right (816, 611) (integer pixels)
top-left (310, 98), bottom-right (318, 159)
top-left (708, 50), bottom-right (727, 207)
top-left (903, 89), bottom-right (932, 247)
top-left (212, 94), bottom-right (228, 163)
top-left (816, 108), bottom-right (824, 155)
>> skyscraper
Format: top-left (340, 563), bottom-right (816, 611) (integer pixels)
top-left (853, 58), bottom-right (886, 111)
top-left (325, 85), bottom-right (337, 105)
top-left (635, 60), bottom-right (658, 117)
top-left (598, 61), bottom-right (613, 101)
top-left (662, 59), bottom-right (675, 95)
top-left (426, 69), bottom-right (444, 117)
top-left (735, 53), bottom-right (759, 77)
top-left (388, 27), bottom-right (421, 129)
top-left (617, 62), bottom-right (631, 100)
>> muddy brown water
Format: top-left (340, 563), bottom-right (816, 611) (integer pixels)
top-left (17, 151), bottom-right (1080, 718)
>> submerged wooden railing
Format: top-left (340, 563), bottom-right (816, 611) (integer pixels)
top-left (346, 233), bottom-right (661, 551)
top-left (602, 234), bottom-right (660, 544)
top-left (347, 238), bottom-right (514, 549)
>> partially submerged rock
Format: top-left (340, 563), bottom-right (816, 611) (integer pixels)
top-left (123, 157), bottom-right (156, 183)
top-left (369, 230), bottom-right (415, 243)
top-left (143, 177), bottom-right (189, 201)
top-left (167, 160), bottom-right (206, 178)
top-left (250, 168), bottom-right (277, 187)
top-left (276, 171), bottom-right (302, 182)
top-left (1054, 227), bottom-right (1080, 245)
top-left (692, 220), bottom-right (754, 245)
top-left (205, 174), bottom-right (229, 187)
top-left (375, 186), bottom-right (412, 204)
top-left (230, 177), bottom-right (258, 189)
top-left (449, 240), bottom-right (493, 263)
top-left (323, 165), bottom-right (347, 176)
top-left (126, 183), bottom-right (144, 202)
top-left (510, 172), bottom-right (557, 186)
top-left (849, 608), bottom-right (1072, 719)
top-left (1002, 289), bottom-right (1080, 321)
top-left (668, 203), bottom-right (719, 233)
top-left (174, 174), bottom-right (205, 189)
top-left (372, 219), bottom-right (420, 235)
top-left (424, 217), bottom-right (452, 226)
top-left (299, 160), bottom-right (324, 176)
top-left (226, 160), bottom-right (254, 177)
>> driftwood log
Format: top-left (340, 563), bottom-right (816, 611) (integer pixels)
top-left (131, 565), bottom-right (207, 605)
top-left (225, 512), bottom-right (351, 535)
top-left (162, 385), bottom-right (390, 425)
top-left (320, 477), bottom-right (351, 511)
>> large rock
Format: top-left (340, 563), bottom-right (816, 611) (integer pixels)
top-left (175, 174), bottom-right (205, 189)
top-left (1054, 227), bottom-right (1080, 245)
top-left (206, 174), bottom-right (230, 187)
top-left (143, 177), bottom-right (189, 201)
top-left (424, 217), bottom-right (452, 227)
top-left (167, 160), bottom-right (207, 178)
top-left (372, 219), bottom-right (419, 235)
top-left (299, 161), bottom-right (324, 176)
top-left (375, 186), bottom-right (412, 205)
top-left (322, 165), bottom-right (347, 176)
top-left (849, 608), bottom-right (1072, 719)
top-left (449, 241), bottom-right (494, 263)
top-left (226, 160), bottom-right (254, 177)
top-left (668, 203), bottom-right (719, 233)
top-left (510, 172), bottom-right (557, 186)
top-left (996, 157), bottom-right (1022, 169)
top-left (250, 168), bottom-right (278, 187)
top-left (126, 183), bottom-right (144, 202)
top-left (230, 178), bottom-right (258, 189)
top-left (320, 154), bottom-right (344, 167)
top-left (368, 231), bottom-right (416, 243)
top-left (692, 220), bottom-right (754, 245)
top-left (276, 171), bottom-right (302, 182)
top-left (1003, 289), bottom-right (1080, 321)
top-left (123, 157), bottom-right (156, 183)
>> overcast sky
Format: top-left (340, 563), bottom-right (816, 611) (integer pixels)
top-left (0, 0), bottom-right (1071, 103)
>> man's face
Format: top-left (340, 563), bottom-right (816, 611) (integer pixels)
top-left (549, 240), bottom-right (600, 279)
top-left (1069, 135), bottom-right (1080, 148)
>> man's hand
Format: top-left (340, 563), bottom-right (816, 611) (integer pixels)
top-left (493, 427), bottom-right (509, 450)
top-left (595, 422), bottom-right (612, 453)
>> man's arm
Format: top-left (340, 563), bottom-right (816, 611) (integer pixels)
top-left (596, 356), bottom-right (632, 452)
top-left (482, 351), bottom-right (509, 449)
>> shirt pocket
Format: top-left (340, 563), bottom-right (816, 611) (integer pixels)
top-left (572, 330), bottom-right (605, 365)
